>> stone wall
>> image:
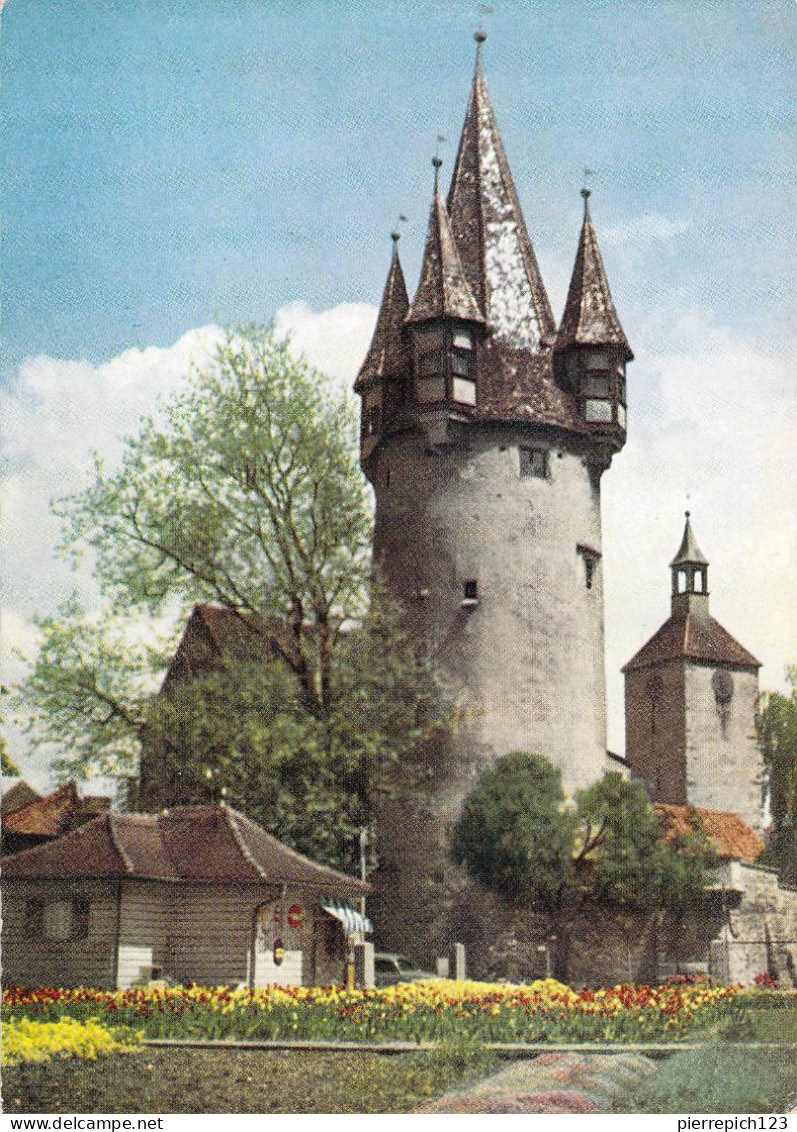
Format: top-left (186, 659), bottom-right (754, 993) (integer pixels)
top-left (684, 665), bottom-right (763, 832)
top-left (625, 659), bottom-right (686, 803)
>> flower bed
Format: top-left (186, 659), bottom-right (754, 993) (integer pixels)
top-left (2, 979), bottom-right (742, 1045)
top-left (2, 1016), bottom-right (141, 1066)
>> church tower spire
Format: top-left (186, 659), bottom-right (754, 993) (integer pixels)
top-left (670, 510), bottom-right (710, 619)
top-left (554, 188), bottom-right (633, 439)
top-left (446, 33), bottom-right (555, 348)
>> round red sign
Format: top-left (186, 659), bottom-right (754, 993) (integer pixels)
top-left (287, 903), bottom-right (303, 929)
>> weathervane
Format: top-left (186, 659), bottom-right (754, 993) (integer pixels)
top-left (391, 214), bottom-right (408, 243)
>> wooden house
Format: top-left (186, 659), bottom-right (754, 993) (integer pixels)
top-left (1, 803), bottom-right (369, 989)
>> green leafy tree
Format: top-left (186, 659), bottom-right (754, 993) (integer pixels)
top-left (758, 667), bottom-right (797, 885)
top-left (451, 753), bottom-right (714, 979)
top-left (14, 325), bottom-right (449, 869)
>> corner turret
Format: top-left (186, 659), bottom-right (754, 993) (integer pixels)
top-left (355, 230), bottom-right (410, 461)
top-left (554, 189), bottom-right (632, 448)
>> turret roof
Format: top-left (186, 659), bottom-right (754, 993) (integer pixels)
top-left (556, 190), bottom-right (632, 358)
top-left (354, 234), bottom-right (410, 391)
top-left (670, 511), bottom-right (709, 567)
top-left (406, 188), bottom-right (484, 325)
top-left (447, 48), bottom-right (555, 348)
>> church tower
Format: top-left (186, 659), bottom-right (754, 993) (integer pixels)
top-left (623, 514), bottom-right (763, 832)
top-left (355, 37), bottom-right (632, 956)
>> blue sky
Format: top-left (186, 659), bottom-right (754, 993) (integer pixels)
top-left (2, 0), bottom-right (795, 784)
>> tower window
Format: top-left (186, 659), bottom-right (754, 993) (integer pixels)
top-left (452, 377), bottom-right (477, 405)
top-left (453, 330), bottom-right (473, 350)
top-left (462, 579), bottom-right (479, 607)
top-left (419, 350), bottom-right (445, 376)
top-left (584, 399), bottom-right (612, 423)
top-left (451, 351), bottom-right (473, 376)
top-left (617, 404), bottom-right (627, 429)
top-left (585, 375), bottom-right (610, 397)
top-left (519, 447), bottom-right (549, 479)
top-left (577, 544), bottom-right (601, 590)
top-left (585, 351), bottom-right (610, 370)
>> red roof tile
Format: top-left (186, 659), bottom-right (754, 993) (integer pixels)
top-left (2, 781), bottom-right (80, 837)
top-left (2, 804), bottom-right (368, 894)
top-left (623, 613), bottom-right (760, 672)
top-left (655, 804), bottom-right (764, 864)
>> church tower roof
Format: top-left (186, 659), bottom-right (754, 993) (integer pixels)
top-left (354, 231), bottom-right (410, 391)
top-left (670, 510), bottom-right (709, 567)
top-left (406, 164), bottom-right (484, 326)
top-left (446, 35), bottom-right (555, 349)
top-left (556, 189), bottom-right (633, 359)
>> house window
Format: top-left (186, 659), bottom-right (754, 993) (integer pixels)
top-left (519, 447), bottom-right (549, 479)
top-left (37, 898), bottom-right (90, 941)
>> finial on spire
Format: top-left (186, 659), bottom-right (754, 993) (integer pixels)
top-left (685, 509), bottom-right (691, 520)
top-left (474, 29), bottom-right (487, 44)
top-left (432, 154), bottom-right (443, 193)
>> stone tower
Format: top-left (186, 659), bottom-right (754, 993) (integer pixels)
top-left (355, 38), bottom-right (633, 957)
top-left (624, 513), bottom-right (763, 832)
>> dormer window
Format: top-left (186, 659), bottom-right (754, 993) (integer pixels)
top-left (413, 322), bottom-right (479, 409)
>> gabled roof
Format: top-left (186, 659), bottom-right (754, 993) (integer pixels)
top-left (655, 804), bottom-right (763, 864)
top-left (2, 781), bottom-right (81, 837)
top-left (623, 612), bottom-right (760, 672)
top-left (1, 804), bottom-right (368, 893)
top-left (670, 512), bottom-right (709, 567)
top-left (354, 235), bottom-right (410, 391)
top-left (555, 191), bottom-right (632, 359)
top-left (1, 778), bottom-right (41, 818)
top-left (406, 190), bottom-right (484, 326)
top-left (447, 50), bottom-right (555, 348)
top-left (160, 604), bottom-right (300, 695)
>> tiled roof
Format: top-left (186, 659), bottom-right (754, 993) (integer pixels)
top-left (160, 604), bottom-right (300, 694)
top-left (354, 237), bottom-right (410, 391)
top-left (1, 778), bottom-right (41, 818)
top-left (655, 804), bottom-right (764, 864)
top-left (623, 612), bottom-right (760, 671)
top-left (555, 192), bottom-right (632, 358)
top-left (406, 192), bottom-right (484, 326)
top-left (1, 804), bottom-right (368, 893)
top-left (473, 341), bottom-right (584, 430)
top-left (447, 55), bottom-right (555, 347)
top-left (2, 781), bottom-right (80, 837)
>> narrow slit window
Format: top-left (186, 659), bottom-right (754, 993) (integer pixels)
top-left (462, 580), bottom-right (479, 607)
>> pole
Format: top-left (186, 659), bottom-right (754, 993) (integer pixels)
top-left (359, 826), bottom-right (368, 919)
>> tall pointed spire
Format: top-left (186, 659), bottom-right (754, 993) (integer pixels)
top-left (355, 230), bottom-right (410, 391)
top-left (670, 511), bottom-right (710, 620)
top-left (406, 162), bottom-right (484, 326)
top-left (446, 32), bottom-right (555, 350)
top-left (670, 510), bottom-right (709, 569)
top-left (555, 189), bottom-right (632, 358)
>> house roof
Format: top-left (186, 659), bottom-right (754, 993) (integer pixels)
top-left (446, 48), bottom-right (555, 347)
top-left (1, 804), bottom-right (369, 893)
top-left (160, 603), bottom-right (300, 695)
top-left (623, 612), bottom-right (761, 672)
top-left (1, 778), bottom-right (41, 818)
top-left (3, 781), bottom-right (81, 837)
top-left (354, 234), bottom-right (410, 391)
top-left (555, 190), bottom-right (632, 359)
top-left (655, 804), bottom-right (764, 864)
top-left (406, 189), bottom-right (484, 326)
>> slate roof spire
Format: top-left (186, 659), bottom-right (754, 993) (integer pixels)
top-left (406, 159), bottom-right (484, 326)
top-left (354, 230), bottom-right (410, 391)
top-left (446, 32), bottom-right (555, 349)
top-left (556, 188), bottom-right (633, 359)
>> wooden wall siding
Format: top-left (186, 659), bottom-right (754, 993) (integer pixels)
top-left (116, 880), bottom-right (171, 988)
top-left (1, 878), bottom-right (118, 988)
top-left (165, 884), bottom-right (350, 986)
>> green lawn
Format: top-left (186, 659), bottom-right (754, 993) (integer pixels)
top-left (613, 1047), bottom-right (797, 1114)
top-left (1, 1046), bottom-right (499, 1115)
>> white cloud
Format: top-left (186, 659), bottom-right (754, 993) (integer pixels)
top-left (2, 303), bottom-right (794, 784)
top-left (604, 212), bottom-right (690, 246)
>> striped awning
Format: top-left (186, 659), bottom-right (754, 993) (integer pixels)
top-left (321, 899), bottom-right (373, 935)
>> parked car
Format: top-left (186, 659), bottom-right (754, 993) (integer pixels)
top-left (374, 952), bottom-right (438, 987)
